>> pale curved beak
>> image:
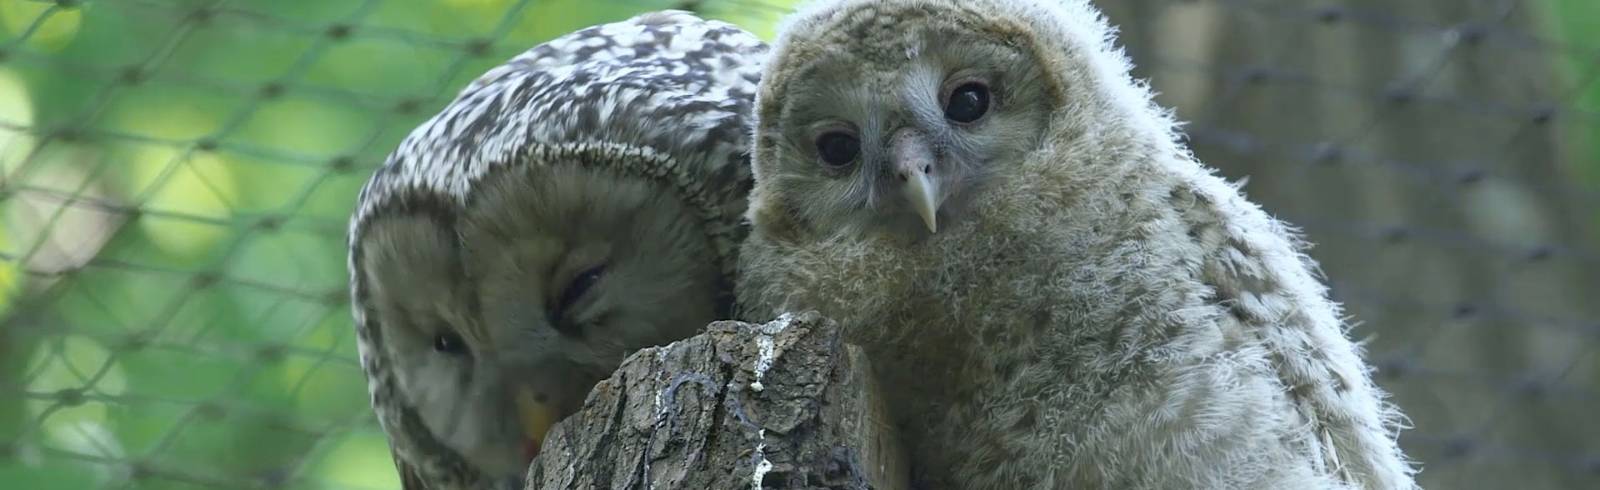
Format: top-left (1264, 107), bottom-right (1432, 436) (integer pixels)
top-left (891, 129), bottom-right (941, 233)
top-left (901, 168), bottom-right (939, 233)
top-left (514, 386), bottom-right (559, 459)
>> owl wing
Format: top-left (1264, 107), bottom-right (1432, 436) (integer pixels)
top-left (1183, 182), bottom-right (1416, 488)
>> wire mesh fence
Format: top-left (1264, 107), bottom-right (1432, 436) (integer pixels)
top-left (0, 0), bottom-right (1594, 489)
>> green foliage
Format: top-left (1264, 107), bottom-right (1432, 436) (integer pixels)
top-left (0, 0), bottom-right (797, 488)
top-left (1541, 0), bottom-right (1600, 186)
top-left (3, 0), bottom-right (1581, 488)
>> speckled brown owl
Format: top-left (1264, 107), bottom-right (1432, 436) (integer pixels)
top-left (348, 11), bottom-right (766, 489)
top-left (736, 0), bottom-right (1417, 488)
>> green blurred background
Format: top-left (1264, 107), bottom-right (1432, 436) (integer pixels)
top-left (0, 0), bottom-right (1595, 489)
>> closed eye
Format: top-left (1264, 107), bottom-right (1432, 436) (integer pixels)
top-left (550, 264), bottom-right (605, 336)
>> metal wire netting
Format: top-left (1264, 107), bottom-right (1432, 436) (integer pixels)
top-left (0, 0), bottom-right (1594, 489)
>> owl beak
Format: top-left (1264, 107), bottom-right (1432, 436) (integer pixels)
top-left (513, 386), bottom-right (559, 460)
top-left (902, 168), bottom-right (940, 233)
top-left (891, 129), bottom-right (941, 233)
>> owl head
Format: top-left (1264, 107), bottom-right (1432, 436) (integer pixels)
top-left (748, 0), bottom-right (1185, 242)
top-left (349, 148), bottom-right (729, 489)
top-left (348, 11), bottom-right (766, 488)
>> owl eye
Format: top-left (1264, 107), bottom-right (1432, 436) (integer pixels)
top-left (551, 264), bottom-right (605, 335)
top-left (815, 131), bottom-right (860, 168)
top-left (944, 82), bottom-right (991, 123)
top-left (433, 332), bottom-right (468, 355)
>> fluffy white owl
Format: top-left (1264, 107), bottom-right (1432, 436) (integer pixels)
top-left (347, 11), bottom-right (766, 489)
top-left (736, 0), bottom-right (1417, 488)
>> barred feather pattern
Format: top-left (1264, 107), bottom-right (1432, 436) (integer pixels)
top-left (346, 11), bottom-right (766, 489)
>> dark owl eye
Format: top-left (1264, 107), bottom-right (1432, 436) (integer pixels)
top-left (944, 82), bottom-right (991, 123)
top-left (433, 332), bottom-right (467, 355)
top-left (815, 131), bottom-right (860, 168)
top-left (551, 264), bottom-right (605, 334)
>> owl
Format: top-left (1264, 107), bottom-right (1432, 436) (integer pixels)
top-left (736, 0), bottom-right (1417, 488)
top-left (347, 11), bottom-right (766, 489)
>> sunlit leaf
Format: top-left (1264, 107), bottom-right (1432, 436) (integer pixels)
top-left (121, 146), bottom-right (240, 255)
top-left (0, 0), bottom-right (83, 51)
top-left (25, 334), bottom-right (129, 476)
top-left (307, 430), bottom-right (401, 490)
top-left (0, 68), bottom-right (34, 178)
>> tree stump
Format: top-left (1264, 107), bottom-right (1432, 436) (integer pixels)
top-left (526, 311), bottom-right (907, 490)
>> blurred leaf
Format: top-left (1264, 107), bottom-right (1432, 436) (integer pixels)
top-left (0, 0), bottom-right (83, 52)
top-left (304, 429), bottom-right (400, 490)
top-left (24, 334), bottom-right (129, 480)
top-left (231, 93), bottom-right (376, 160)
top-left (1540, 0), bottom-right (1600, 187)
top-left (0, 68), bottom-right (35, 177)
top-left (300, 36), bottom-right (457, 99)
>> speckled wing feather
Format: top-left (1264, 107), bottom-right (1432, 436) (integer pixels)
top-left (346, 11), bottom-right (767, 489)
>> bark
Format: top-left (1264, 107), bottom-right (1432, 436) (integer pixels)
top-left (1096, 1), bottom-right (1600, 488)
top-left (526, 312), bottom-right (908, 490)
